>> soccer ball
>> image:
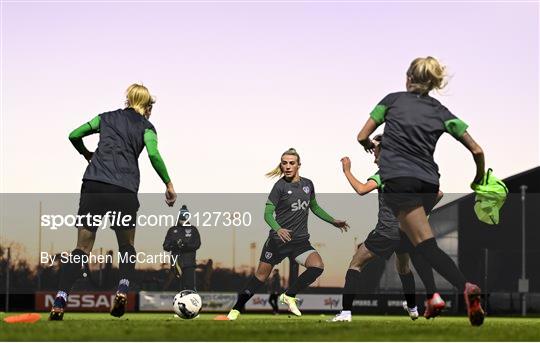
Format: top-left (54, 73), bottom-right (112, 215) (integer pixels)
top-left (173, 290), bottom-right (202, 319)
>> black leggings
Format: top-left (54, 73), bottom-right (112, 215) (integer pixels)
top-left (268, 293), bottom-right (279, 313)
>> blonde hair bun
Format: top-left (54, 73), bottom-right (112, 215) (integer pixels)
top-left (126, 83), bottom-right (155, 116)
top-left (406, 56), bottom-right (447, 95)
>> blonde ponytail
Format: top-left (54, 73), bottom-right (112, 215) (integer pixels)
top-left (125, 83), bottom-right (155, 116)
top-left (265, 148), bottom-right (301, 178)
top-left (265, 164), bottom-right (283, 178)
top-left (406, 56), bottom-right (447, 95)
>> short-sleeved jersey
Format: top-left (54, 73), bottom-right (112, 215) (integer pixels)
top-left (267, 177), bottom-right (315, 243)
top-left (83, 108), bottom-right (156, 193)
top-left (370, 91), bottom-right (468, 185)
top-left (368, 172), bottom-right (400, 241)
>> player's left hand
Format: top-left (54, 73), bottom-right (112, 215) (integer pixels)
top-left (333, 220), bottom-right (349, 233)
top-left (165, 182), bottom-right (177, 207)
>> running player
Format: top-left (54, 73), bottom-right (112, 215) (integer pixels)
top-left (224, 148), bottom-right (349, 320)
top-left (331, 135), bottom-right (445, 322)
top-left (49, 84), bottom-right (177, 320)
top-left (357, 56), bottom-right (486, 326)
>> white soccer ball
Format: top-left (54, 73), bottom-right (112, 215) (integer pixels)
top-left (173, 290), bottom-right (202, 319)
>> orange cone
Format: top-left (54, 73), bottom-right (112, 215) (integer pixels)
top-left (3, 313), bottom-right (41, 323)
top-left (213, 314), bottom-right (230, 320)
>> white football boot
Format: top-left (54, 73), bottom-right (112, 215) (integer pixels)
top-left (329, 310), bottom-right (352, 322)
top-left (402, 301), bottom-right (419, 320)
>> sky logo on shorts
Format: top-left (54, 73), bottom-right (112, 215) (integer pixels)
top-left (291, 199), bottom-right (309, 211)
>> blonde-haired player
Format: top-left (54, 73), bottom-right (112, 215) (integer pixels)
top-left (223, 148), bottom-right (349, 320)
top-left (357, 56), bottom-right (486, 326)
top-left (50, 84), bottom-right (177, 320)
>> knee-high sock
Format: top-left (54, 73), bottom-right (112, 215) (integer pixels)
top-left (233, 276), bottom-right (264, 311)
top-left (410, 250), bottom-right (436, 299)
top-left (342, 269), bottom-right (361, 311)
top-left (398, 272), bottom-right (416, 308)
top-left (285, 267), bottom-right (323, 297)
top-left (181, 266), bottom-right (196, 291)
top-left (415, 238), bottom-right (466, 292)
top-left (118, 244), bottom-right (136, 293)
top-left (58, 248), bottom-right (87, 293)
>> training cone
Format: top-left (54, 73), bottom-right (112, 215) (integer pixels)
top-left (3, 313), bottom-right (41, 323)
top-left (213, 314), bottom-right (229, 321)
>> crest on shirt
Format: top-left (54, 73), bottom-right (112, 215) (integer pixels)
top-left (185, 229), bottom-right (192, 234)
top-left (287, 190), bottom-right (292, 194)
top-left (303, 186), bottom-right (310, 194)
top-left (265, 252), bottom-right (273, 260)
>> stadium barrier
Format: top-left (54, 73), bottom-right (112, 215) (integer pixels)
top-left (138, 291), bottom-right (455, 313)
top-left (27, 291), bottom-right (540, 314)
top-left (35, 292), bottom-right (137, 312)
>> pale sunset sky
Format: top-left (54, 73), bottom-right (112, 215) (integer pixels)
top-left (1, 1), bottom-right (538, 286)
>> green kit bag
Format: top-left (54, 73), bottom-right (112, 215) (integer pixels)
top-left (470, 168), bottom-right (508, 225)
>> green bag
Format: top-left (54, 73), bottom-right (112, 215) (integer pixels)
top-left (470, 168), bottom-right (508, 225)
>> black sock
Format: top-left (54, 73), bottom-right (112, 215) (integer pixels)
top-left (342, 269), bottom-right (361, 311)
top-left (233, 276), bottom-right (264, 311)
top-left (415, 238), bottom-right (466, 292)
top-left (118, 244), bottom-right (136, 282)
top-left (58, 248), bottom-right (87, 292)
top-left (399, 272), bottom-right (416, 308)
top-left (285, 267), bottom-right (323, 297)
top-left (181, 266), bottom-right (196, 291)
top-left (410, 250), bottom-right (436, 299)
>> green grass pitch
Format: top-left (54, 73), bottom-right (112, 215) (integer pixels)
top-left (1, 313), bottom-right (540, 341)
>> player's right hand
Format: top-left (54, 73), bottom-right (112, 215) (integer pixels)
top-left (165, 182), bottom-right (177, 207)
top-left (360, 139), bottom-right (375, 154)
top-left (340, 157), bottom-right (351, 173)
top-left (277, 228), bottom-right (292, 243)
top-left (83, 151), bottom-right (93, 163)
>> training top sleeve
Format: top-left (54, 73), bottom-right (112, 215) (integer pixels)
top-left (369, 93), bottom-right (398, 125)
top-left (144, 128), bottom-right (171, 184)
top-left (267, 180), bottom-right (282, 206)
top-left (308, 180), bottom-right (335, 224)
top-left (264, 202), bottom-right (281, 231)
top-left (367, 172), bottom-right (382, 189)
top-left (309, 197), bottom-right (335, 224)
top-left (146, 122), bottom-right (157, 135)
top-left (68, 115), bottom-right (101, 155)
top-left (266, 181), bottom-right (283, 231)
top-left (440, 107), bottom-right (469, 139)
